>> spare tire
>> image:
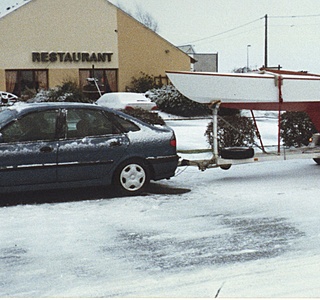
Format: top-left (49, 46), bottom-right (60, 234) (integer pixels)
top-left (221, 147), bottom-right (254, 160)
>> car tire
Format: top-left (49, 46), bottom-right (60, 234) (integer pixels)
top-left (221, 147), bottom-right (254, 160)
top-left (113, 159), bottom-right (150, 196)
top-left (313, 158), bottom-right (320, 165)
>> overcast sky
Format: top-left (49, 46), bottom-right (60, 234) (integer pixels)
top-left (1, 0), bottom-right (320, 73)
top-left (109, 0), bottom-right (320, 73)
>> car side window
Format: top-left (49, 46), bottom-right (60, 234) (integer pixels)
top-left (66, 108), bottom-right (121, 138)
top-left (0, 110), bottom-right (58, 143)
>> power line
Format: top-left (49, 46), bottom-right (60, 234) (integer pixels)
top-left (270, 22), bottom-right (320, 27)
top-left (197, 26), bottom-right (263, 45)
top-left (184, 13), bottom-right (320, 45)
top-left (185, 17), bottom-right (264, 44)
top-left (269, 13), bottom-right (320, 18)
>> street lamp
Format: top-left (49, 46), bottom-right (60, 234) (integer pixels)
top-left (247, 44), bottom-right (251, 71)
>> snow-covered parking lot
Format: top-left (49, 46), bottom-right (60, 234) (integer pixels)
top-left (1, 117), bottom-right (320, 297)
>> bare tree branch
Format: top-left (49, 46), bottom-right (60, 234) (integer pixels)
top-left (114, 2), bottom-right (159, 32)
top-left (135, 4), bottom-right (159, 32)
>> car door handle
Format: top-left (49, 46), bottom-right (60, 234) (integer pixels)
top-left (40, 146), bottom-right (53, 153)
top-left (109, 141), bottom-right (121, 147)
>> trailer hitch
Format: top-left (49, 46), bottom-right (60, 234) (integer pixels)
top-left (179, 157), bottom-right (219, 171)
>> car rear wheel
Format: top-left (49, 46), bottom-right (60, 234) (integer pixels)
top-left (114, 159), bottom-right (150, 196)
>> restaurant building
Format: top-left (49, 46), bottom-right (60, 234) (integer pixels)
top-left (0, 0), bottom-right (191, 98)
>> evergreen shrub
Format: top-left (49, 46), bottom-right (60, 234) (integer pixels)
top-left (148, 85), bottom-right (211, 117)
top-left (29, 81), bottom-right (91, 103)
top-left (205, 114), bottom-right (256, 152)
top-left (126, 72), bottom-right (161, 93)
top-left (280, 111), bottom-right (317, 147)
top-left (47, 81), bottom-right (91, 103)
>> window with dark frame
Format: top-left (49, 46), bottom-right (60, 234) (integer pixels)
top-left (5, 70), bottom-right (48, 97)
top-left (79, 69), bottom-right (118, 100)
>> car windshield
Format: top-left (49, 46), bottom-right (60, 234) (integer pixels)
top-left (0, 109), bottom-right (16, 128)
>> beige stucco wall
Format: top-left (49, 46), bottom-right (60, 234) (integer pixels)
top-left (116, 9), bottom-right (191, 91)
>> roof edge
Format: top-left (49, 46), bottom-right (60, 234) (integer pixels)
top-left (107, 0), bottom-right (193, 63)
top-left (0, 0), bottom-right (32, 20)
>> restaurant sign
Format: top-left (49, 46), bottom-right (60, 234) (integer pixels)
top-left (32, 51), bottom-right (113, 63)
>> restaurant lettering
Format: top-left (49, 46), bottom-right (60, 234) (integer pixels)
top-left (32, 52), bottom-right (113, 63)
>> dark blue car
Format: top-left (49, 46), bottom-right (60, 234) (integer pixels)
top-left (0, 102), bottom-right (178, 195)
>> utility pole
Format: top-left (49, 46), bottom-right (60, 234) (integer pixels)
top-left (247, 45), bottom-right (251, 70)
top-left (264, 14), bottom-right (268, 68)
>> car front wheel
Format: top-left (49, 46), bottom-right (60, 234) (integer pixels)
top-left (114, 159), bottom-right (150, 196)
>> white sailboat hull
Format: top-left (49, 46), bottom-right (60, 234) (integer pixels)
top-left (166, 71), bottom-right (320, 104)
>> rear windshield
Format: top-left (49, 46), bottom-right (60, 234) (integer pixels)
top-left (111, 114), bottom-right (140, 133)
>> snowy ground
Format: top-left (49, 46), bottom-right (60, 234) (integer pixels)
top-left (1, 115), bottom-right (320, 297)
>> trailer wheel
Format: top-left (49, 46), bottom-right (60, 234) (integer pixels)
top-left (313, 158), bottom-right (320, 165)
top-left (221, 147), bottom-right (254, 160)
top-left (220, 164), bottom-right (232, 170)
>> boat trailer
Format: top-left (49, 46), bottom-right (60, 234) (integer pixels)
top-left (177, 101), bottom-right (320, 171)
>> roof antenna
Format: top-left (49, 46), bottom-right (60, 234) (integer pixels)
top-left (215, 281), bottom-right (225, 298)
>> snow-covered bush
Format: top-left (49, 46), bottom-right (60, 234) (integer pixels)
top-left (22, 88), bottom-right (49, 102)
top-left (205, 115), bottom-right (256, 151)
top-left (28, 81), bottom-right (91, 103)
top-left (148, 85), bottom-right (211, 117)
top-left (48, 81), bottom-right (91, 103)
top-left (280, 111), bottom-right (317, 147)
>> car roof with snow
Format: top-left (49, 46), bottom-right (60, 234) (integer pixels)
top-left (5, 101), bottom-right (101, 113)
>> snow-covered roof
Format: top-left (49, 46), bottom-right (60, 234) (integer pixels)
top-left (0, 0), bottom-right (31, 19)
